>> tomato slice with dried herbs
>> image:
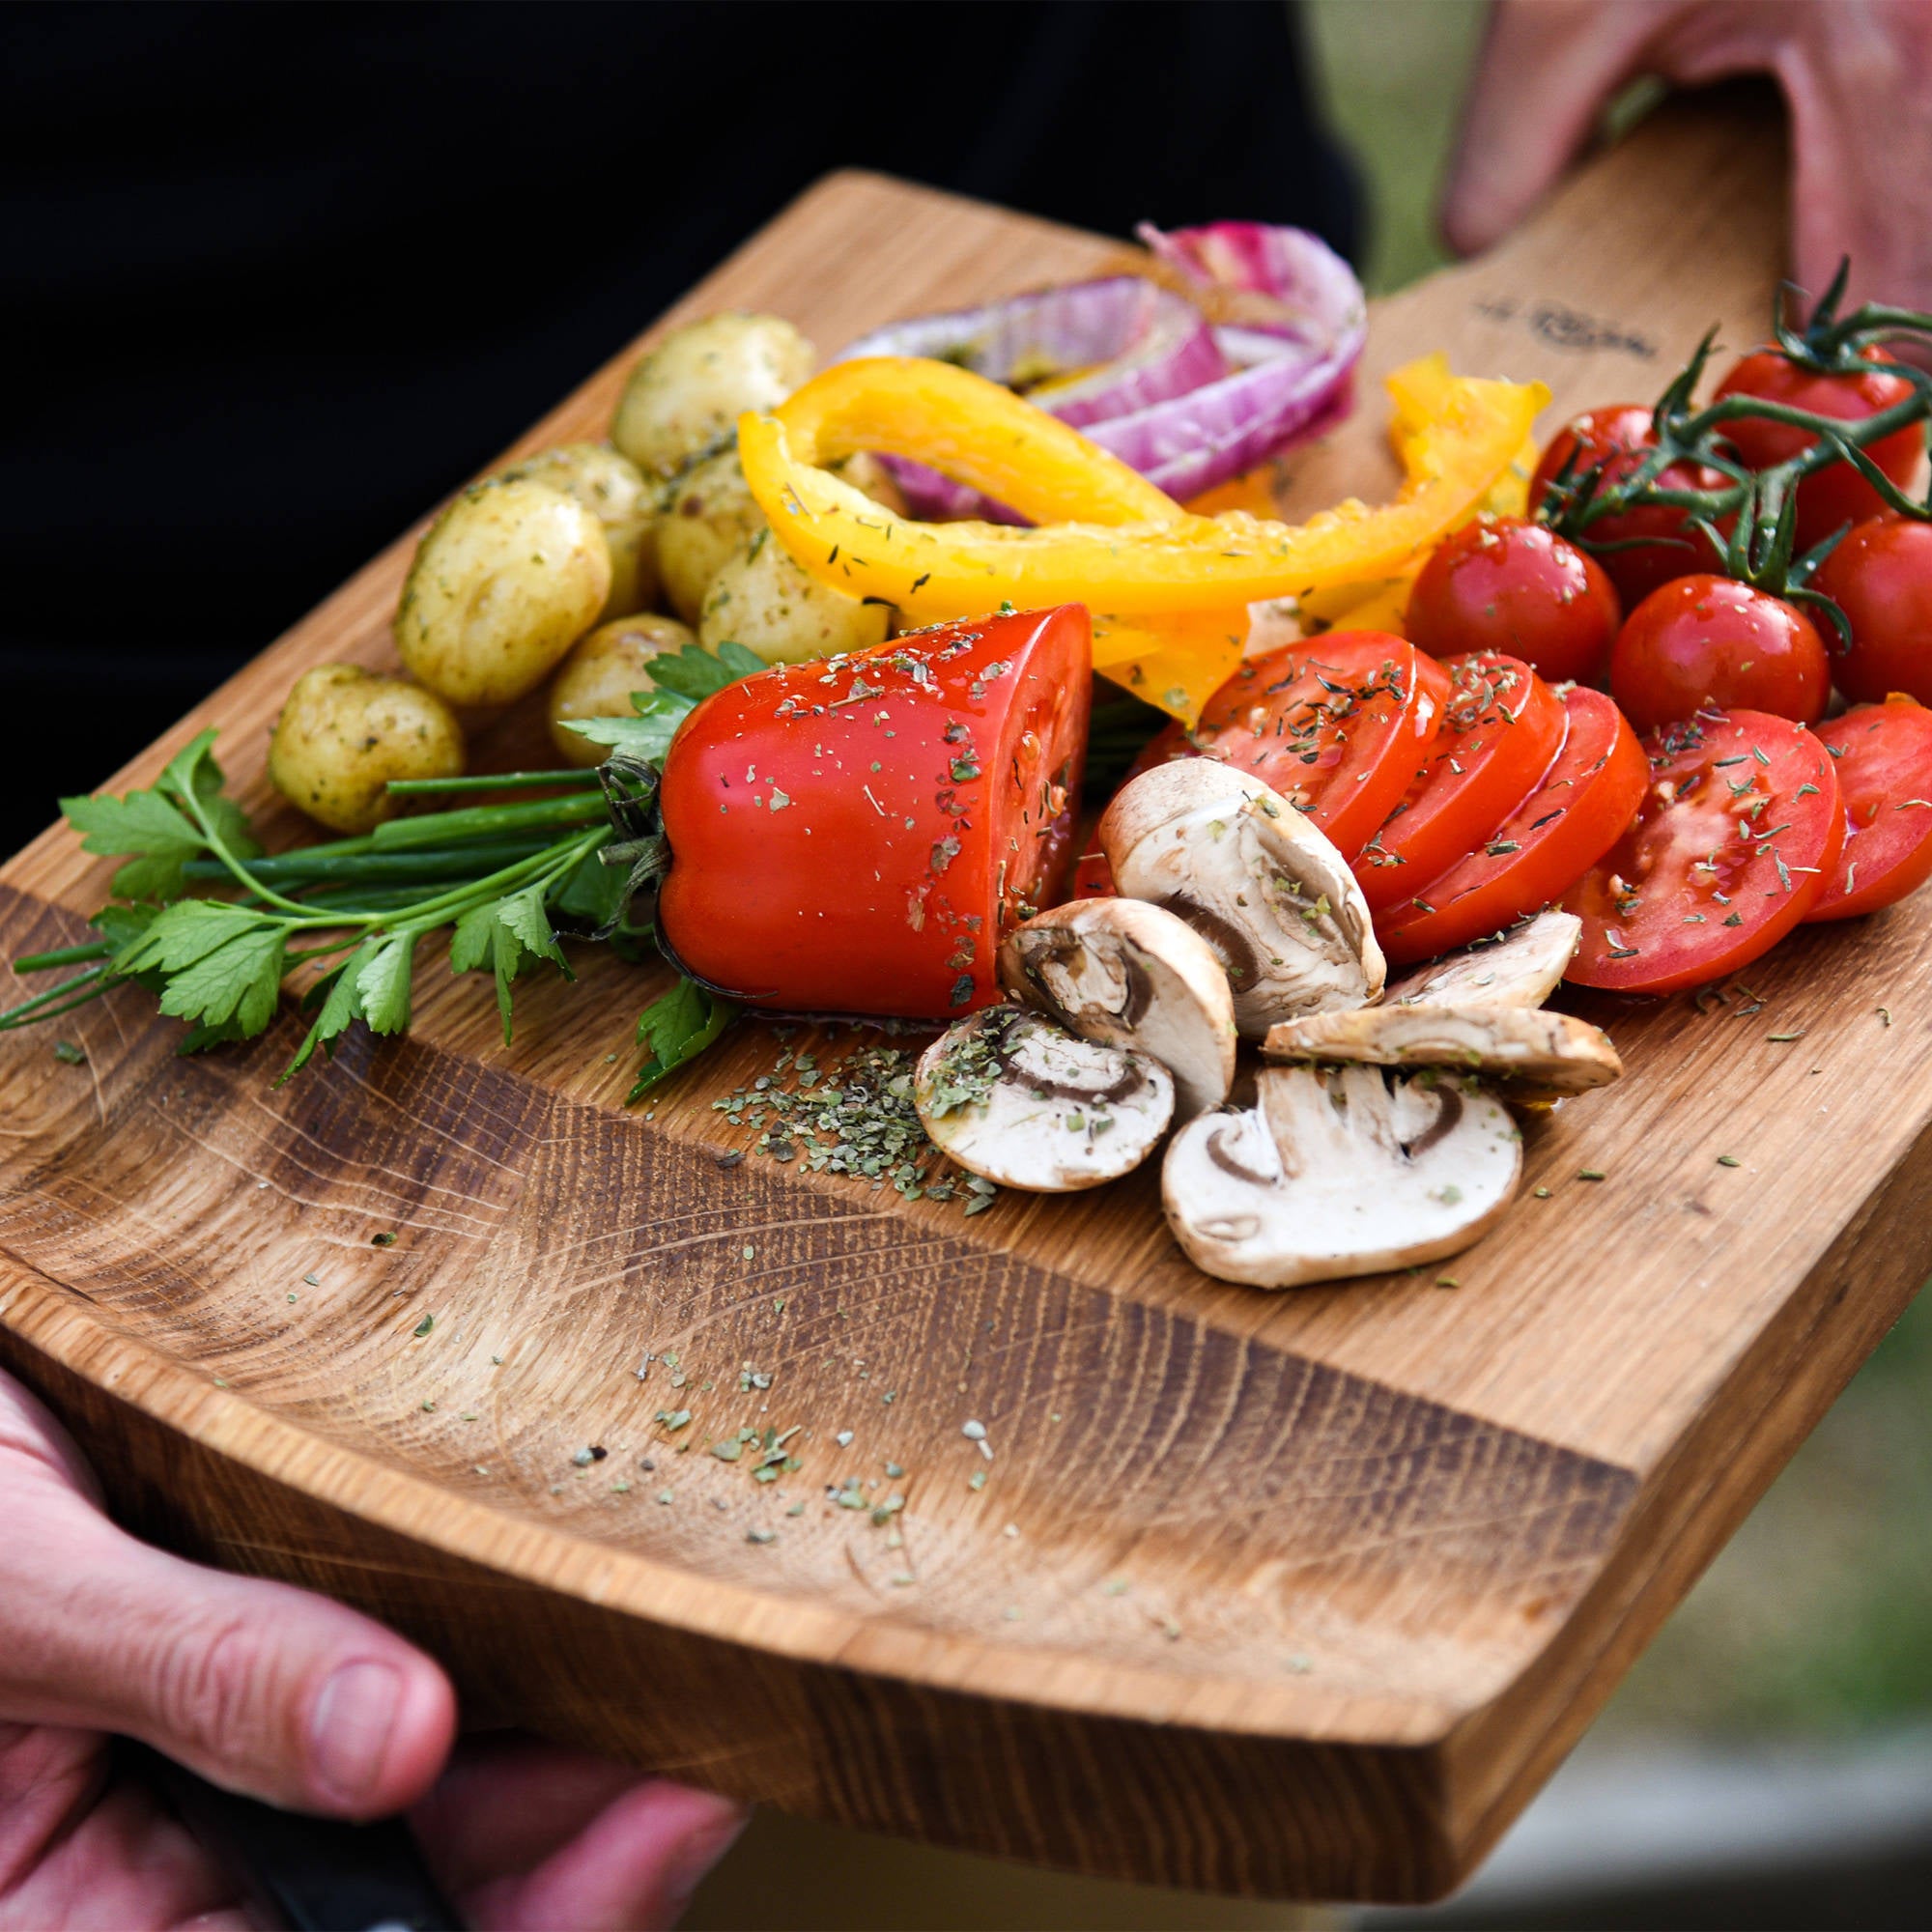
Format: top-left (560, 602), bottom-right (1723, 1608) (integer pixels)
top-left (1564, 708), bottom-right (1844, 993)
top-left (1378, 687), bottom-right (1646, 965)
top-left (1120, 631), bottom-right (1453, 862)
top-left (1806, 700), bottom-right (1932, 921)
top-left (657, 605), bottom-right (1091, 1016)
top-left (1355, 651), bottom-right (1564, 913)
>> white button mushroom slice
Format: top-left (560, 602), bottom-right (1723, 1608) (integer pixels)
top-left (914, 1007), bottom-right (1174, 1193)
top-left (1161, 1065), bottom-right (1522, 1289)
top-left (1386, 911), bottom-right (1582, 1009)
top-left (998, 897), bottom-right (1236, 1122)
top-left (1097, 760), bottom-right (1384, 1037)
top-left (1261, 1005), bottom-right (1622, 1099)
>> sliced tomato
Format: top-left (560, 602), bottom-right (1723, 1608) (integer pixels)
top-left (1564, 709), bottom-right (1843, 993)
top-left (1122, 632), bottom-right (1451, 861)
top-left (1807, 700), bottom-right (1932, 921)
top-left (1378, 687), bottom-right (1646, 965)
top-left (1355, 652), bottom-right (1565, 913)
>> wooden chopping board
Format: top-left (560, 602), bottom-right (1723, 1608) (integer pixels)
top-left (2, 90), bottom-right (1920, 1905)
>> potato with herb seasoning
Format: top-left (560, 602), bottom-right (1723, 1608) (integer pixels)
top-left (611, 313), bottom-right (813, 478)
top-left (547, 612), bottom-right (696, 765)
top-left (498, 441), bottom-right (661, 620)
top-left (699, 526), bottom-right (891, 665)
top-left (656, 447), bottom-right (762, 623)
top-left (396, 476), bottom-right (611, 705)
top-left (658, 448), bottom-right (904, 625)
top-left (269, 665), bottom-right (465, 834)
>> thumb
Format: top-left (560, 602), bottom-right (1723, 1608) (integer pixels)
top-left (0, 1377), bottom-right (456, 1819)
top-left (1440, 0), bottom-right (1678, 257)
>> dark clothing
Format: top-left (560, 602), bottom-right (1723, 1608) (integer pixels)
top-left (0, 1), bottom-right (1356, 851)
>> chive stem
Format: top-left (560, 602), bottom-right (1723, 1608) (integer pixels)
top-left (182, 838), bottom-right (555, 886)
top-left (384, 769), bottom-right (598, 795)
top-left (12, 941), bottom-right (114, 973)
top-left (368, 792), bottom-right (608, 850)
top-left (0, 964), bottom-right (111, 1031)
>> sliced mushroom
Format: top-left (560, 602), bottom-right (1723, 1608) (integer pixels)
top-left (1387, 911), bottom-right (1581, 1009)
top-left (1261, 1004), bottom-right (1621, 1099)
top-left (1098, 761), bottom-right (1384, 1037)
top-left (1161, 1065), bottom-right (1521, 1289)
top-left (998, 898), bottom-right (1236, 1122)
top-left (915, 1006), bottom-right (1174, 1192)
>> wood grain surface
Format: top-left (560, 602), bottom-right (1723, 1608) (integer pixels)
top-left (3, 89), bottom-right (1919, 1903)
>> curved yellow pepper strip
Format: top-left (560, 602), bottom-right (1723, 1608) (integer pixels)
top-left (1297, 356), bottom-right (1540, 639)
top-left (773, 356), bottom-right (1179, 526)
top-left (1091, 611), bottom-right (1252, 716)
top-left (738, 353), bottom-right (1548, 720)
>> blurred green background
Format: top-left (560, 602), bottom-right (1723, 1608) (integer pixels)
top-left (1305, 0), bottom-right (1484, 295)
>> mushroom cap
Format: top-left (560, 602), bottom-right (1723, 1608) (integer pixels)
top-left (915, 1006), bottom-right (1175, 1193)
top-left (1161, 1065), bottom-right (1522, 1289)
top-left (1097, 760), bottom-right (1384, 1037)
top-left (1387, 911), bottom-right (1581, 1010)
top-left (999, 897), bottom-right (1236, 1122)
top-left (1261, 1004), bottom-right (1622, 1098)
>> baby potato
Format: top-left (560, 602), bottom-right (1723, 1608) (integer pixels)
top-left (831, 450), bottom-right (909, 518)
top-left (395, 477), bottom-right (611, 705)
top-left (499, 442), bottom-right (661, 620)
top-left (269, 665), bottom-right (465, 835)
top-left (548, 612), bottom-right (696, 766)
top-left (611, 313), bottom-right (813, 478)
top-left (656, 448), bottom-right (763, 623)
top-left (657, 448), bottom-right (900, 625)
top-left (699, 528), bottom-right (891, 666)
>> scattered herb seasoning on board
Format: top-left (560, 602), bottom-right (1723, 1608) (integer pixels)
top-left (712, 1032), bottom-right (998, 1211)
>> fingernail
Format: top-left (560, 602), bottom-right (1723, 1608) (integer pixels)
top-left (308, 1660), bottom-right (402, 1806)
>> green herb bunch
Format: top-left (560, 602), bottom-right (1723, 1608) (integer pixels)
top-left (2, 641), bottom-right (763, 1097)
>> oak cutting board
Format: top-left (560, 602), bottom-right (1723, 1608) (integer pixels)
top-left (3, 91), bottom-right (1924, 1904)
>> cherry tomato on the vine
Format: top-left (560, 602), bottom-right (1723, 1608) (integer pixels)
top-left (1608, 576), bottom-right (1830, 733)
top-left (1356, 652), bottom-right (1564, 913)
top-left (659, 605), bottom-right (1090, 1015)
top-left (1564, 709), bottom-right (1842, 994)
top-left (1714, 347), bottom-right (1924, 554)
top-left (1378, 686), bottom-right (1646, 965)
top-left (1806, 700), bottom-right (1932, 921)
top-left (1406, 515), bottom-right (1622, 684)
top-left (1531, 404), bottom-right (1731, 610)
top-left (1122, 632), bottom-right (1453, 862)
top-left (1811, 517), bottom-right (1932, 705)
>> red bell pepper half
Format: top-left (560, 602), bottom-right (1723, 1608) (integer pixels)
top-left (656, 606), bottom-right (1092, 1016)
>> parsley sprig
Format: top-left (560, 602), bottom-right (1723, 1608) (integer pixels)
top-left (4, 641), bottom-right (765, 1092)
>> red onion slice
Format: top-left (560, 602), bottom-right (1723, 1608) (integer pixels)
top-left (832, 221), bottom-right (1365, 519)
top-left (841, 277), bottom-right (1220, 523)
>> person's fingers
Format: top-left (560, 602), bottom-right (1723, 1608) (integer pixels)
top-left (1440, 0), bottom-right (1675, 258)
top-left (411, 1736), bottom-right (659, 1893)
top-left (1, 1774), bottom-right (256, 1932)
top-left (1777, 2), bottom-right (1932, 315)
top-left (463, 1778), bottom-right (748, 1932)
top-left (0, 1372), bottom-right (456, 1820)
top-left (0, 1725), bottom-right (252, 1932)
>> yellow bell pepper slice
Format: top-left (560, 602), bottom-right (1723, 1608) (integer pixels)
top-left (771, 356), bottom-right (1179, 526)
top-left (738, 354), bottom-right (1548, 720)
top-left (1298, 356), bottom-right (1541, 640)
